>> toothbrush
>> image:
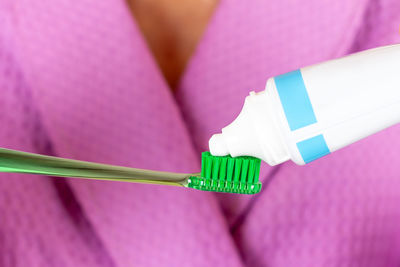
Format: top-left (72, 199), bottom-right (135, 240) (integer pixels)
top-left (0, 148), bottom-right (262, 194)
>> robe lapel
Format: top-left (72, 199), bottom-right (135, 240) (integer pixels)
top-left (175, 0), bottom-right (369, 224)
top-left (9, 0), bottom-right (244, 266)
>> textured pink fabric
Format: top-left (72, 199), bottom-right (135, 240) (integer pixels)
top-left (1, 0), bottom-right (400, 266)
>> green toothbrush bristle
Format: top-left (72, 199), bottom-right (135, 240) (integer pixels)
top-left (187, 152), bottom-right (262, 194)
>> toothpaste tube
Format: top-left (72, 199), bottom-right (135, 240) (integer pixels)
top-left (209, 44), bottom-right (400, 165)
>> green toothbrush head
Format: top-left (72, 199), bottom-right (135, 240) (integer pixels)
top-left (187, 151), bottom-right (262, 194)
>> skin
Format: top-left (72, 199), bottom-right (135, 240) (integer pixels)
top-left (127, 0), bottom-right (218, 90)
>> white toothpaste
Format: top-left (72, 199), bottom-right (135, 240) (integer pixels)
top-left (209, 44), bottom-right (400, 165)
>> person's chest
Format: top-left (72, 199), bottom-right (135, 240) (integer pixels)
top-left (127, 0), bottom-right (218, 90)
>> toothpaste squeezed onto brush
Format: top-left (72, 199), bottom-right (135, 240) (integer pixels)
top-left (209, 44), bottom-right (400, 166)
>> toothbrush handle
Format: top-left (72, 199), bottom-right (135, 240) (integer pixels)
top-left (0, 148), bottom-right (193, 186)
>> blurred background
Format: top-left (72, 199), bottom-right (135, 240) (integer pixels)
top-left (1, 0), bottom-right (400, 266)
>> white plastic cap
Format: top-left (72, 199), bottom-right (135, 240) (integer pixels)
top-left (209, 91), bottom-right (290, 165)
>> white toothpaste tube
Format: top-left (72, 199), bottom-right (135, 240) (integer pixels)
top-left (209, 44), bottom-right (400, 165)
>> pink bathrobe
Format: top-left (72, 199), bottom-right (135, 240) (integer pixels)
top-left (1, 0), bottom-right (400, 266)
